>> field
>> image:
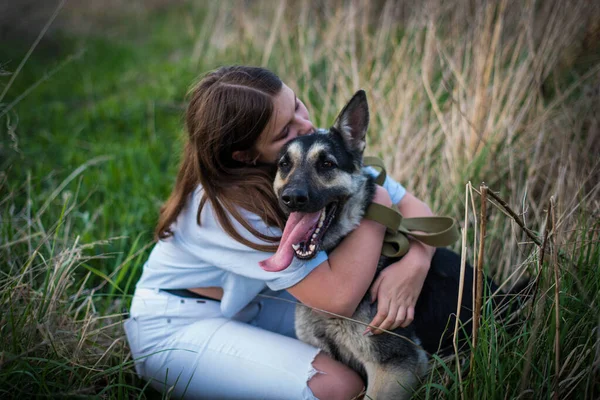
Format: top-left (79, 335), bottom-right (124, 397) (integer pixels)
top-left (1, 0), bottom-right (599, 398)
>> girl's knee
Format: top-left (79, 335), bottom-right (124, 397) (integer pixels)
top-left (307, 353), bottom-right (364, 400)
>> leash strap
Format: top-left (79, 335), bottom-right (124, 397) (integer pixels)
top-left (363, 157), bottom-right (460, 257)
top-left (363, 156), bottom-right (387, 185)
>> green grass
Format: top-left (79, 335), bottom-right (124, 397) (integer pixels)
top-left (1, 0), bottom-right (599, 398)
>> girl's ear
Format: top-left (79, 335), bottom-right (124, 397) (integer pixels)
top-left (232, 150), bottom-right (252, 164)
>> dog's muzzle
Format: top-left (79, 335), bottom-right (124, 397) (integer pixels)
top-left (281, 188), bottom-right (309, 211)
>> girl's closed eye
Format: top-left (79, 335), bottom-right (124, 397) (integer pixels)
top-left (275, 97), bottom-right (301, 142)
top-left (279, 125), bottom-right (290, 141)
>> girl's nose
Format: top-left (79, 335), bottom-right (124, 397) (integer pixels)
top-left (297, 118), bottom-right (315, 137)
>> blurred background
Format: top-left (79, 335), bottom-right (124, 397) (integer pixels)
top-left (1, 0), bottom-right (599, 398)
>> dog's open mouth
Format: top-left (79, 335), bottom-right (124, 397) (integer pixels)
top-left (292, 202), bottom-right (337, 259)
top-left (259, 202), bottom-right (337, 272)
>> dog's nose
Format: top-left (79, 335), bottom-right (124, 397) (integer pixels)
top-left (281, 188), bottom-right (309, 209)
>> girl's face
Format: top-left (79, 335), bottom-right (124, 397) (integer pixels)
top-left (253, 84), bottom-right (315, 164)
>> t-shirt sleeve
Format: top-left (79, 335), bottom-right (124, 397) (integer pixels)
top-left (191, 203), bottom-right (327, 291)
top-left (363, 166), bottom-right (407, 204)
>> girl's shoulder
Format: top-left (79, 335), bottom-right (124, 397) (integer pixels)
top-left (186, 183), bottom-right (271, 231)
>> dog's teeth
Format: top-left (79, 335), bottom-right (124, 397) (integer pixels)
top-left (318, 221), bottom-right (323, 228)
top-left (309, 244), bottom-right (315, 251)
top-left (315, 228), bottom-right (320, 234)
top-left (292, 243), bottom-right (300, 251)
top-left (312, 233), bottom-right (317, 239)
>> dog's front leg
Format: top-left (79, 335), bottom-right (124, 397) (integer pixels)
top-left (364, 361), bottom-right (422, 400)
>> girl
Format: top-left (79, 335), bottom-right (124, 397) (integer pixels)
top-left (124, 66), bottom-right (435, 400)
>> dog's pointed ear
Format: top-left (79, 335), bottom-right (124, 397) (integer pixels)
top-left (332, 90), bottom-right (369, 154)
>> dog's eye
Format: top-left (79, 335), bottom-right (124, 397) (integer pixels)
top-left (321, 161), bottom-right (335, 169)
top-left (279, 159), bottom-right (291, 169)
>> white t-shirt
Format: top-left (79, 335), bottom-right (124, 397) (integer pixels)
top-left (136, 167), bottom-right (407, 317)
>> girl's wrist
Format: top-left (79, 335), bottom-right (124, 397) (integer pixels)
top-left (403, 240), bottom-right (435, 270)
top-left (372, 185), bottom-right (392, 207)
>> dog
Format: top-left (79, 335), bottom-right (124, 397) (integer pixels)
top-left (259, 90), bottom-right (515, 399)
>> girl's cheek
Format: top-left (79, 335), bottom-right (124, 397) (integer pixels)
top-left (284, 132), bottom-right (297, 145)
top-left (302, 104), bottom-right (310, 119)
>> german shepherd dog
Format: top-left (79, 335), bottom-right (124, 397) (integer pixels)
top-left (259, 91), bottom-right (511, 399)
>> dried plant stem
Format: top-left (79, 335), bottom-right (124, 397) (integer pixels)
top-left (256, 294), bottom-right (426, 351)
top-left (470, 184), bottom-right (487, 377)
top-left (483, 187), bottom-right (576, 275)
top-left (486, 189), bottom-right (541, 246)
top-left (551, 197), bottom-right (560, 400)
top-left (452, 182), bottom-right (470, 400)
top-left (261, 0), bottom-right (286, 66)
top-left (519, 198), bottom-right (552, 393)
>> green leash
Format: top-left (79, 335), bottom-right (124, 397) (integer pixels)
top-left (362, 156), bottom-right (460, 258)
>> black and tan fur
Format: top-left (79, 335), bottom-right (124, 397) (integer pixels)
top-left (272, 91), bottom-right (520, 399)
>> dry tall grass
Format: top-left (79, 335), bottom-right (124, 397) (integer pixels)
top-left (196, 0), bottom-right (600, 284)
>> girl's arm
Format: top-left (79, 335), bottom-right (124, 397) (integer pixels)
top-left (365, 192), bottom-right (436, 334)
top-left (287, 185), bottom-right (391, 317)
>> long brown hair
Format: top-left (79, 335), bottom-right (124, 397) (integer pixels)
top-left (155, 66), bottom-right (287, 252)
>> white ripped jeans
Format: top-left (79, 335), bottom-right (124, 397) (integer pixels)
top-left (123, 288), bottom-right (321, 399)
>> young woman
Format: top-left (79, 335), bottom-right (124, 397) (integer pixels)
top-left (124, 66), bottom-right (436, 400)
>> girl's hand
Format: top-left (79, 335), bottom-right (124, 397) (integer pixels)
top-left (364, 242), bottom-right (433, 335)
top-left (372, 185), bottom-right (393, 207)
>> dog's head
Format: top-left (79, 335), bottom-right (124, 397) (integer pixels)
top-left (259, 90), bottom-right (376, 272)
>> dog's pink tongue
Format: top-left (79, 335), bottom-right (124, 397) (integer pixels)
top-left (259, 211), bottom-right (321, 272)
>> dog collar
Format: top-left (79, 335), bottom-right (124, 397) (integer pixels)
top-left (362, 157), bottom-right (460, 258)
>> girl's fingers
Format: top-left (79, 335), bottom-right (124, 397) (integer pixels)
top-left (369, 275), bottom-right (383, 304)
top-left (376, 303), bottom-right (398, 334)
top-left (390, 306), bottom-right (407, 331)
top-left (401, 306), bottom-right (415, 328)
top-left (366, 298), bottom-right (390, 335)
